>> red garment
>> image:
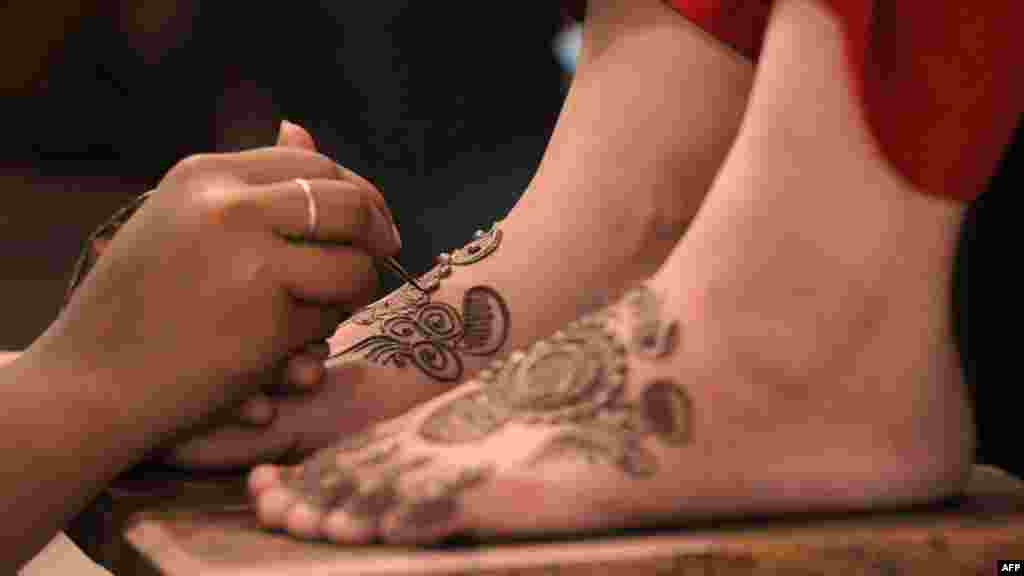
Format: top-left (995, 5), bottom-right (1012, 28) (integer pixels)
top-left (567, 1), bottom-right (1024, 202)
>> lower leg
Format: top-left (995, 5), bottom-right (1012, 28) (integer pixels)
top-left (421, 0), bottom-right (755, 342)
top-left (499, 0), bottom-right (754, 320)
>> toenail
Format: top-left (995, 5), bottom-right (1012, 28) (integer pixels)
top-left (258, 490), bottom-right (294, 526)
top-left (248, 466), bottom-right (279, 493)
top-left (285, 502), bottom-right (321, 538)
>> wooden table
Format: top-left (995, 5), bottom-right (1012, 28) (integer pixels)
top-left (76, 465), bottom-right (1024, 575)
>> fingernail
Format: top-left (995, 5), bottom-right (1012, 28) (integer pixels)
top-left (372, 204), bottom-right (401, 254)
top-left (391, 223), bottom-right (403, 250)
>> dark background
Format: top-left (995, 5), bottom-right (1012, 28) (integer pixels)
top-left (0, 2), bottom-right (1011, 476)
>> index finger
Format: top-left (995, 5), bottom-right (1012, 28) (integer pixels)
top-left (176, 147), bottom-right (345, 186)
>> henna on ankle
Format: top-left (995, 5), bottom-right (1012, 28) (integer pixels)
top-left (332, 225), bottom-right (511, 382)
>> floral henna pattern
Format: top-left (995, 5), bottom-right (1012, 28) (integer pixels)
top-left (285, 285), bottom-right (693, 537)
top-left (332, 224), bottom-right (510, 382)
top-left (333, 286), bottom-right (510, 382)
top-left (417, 285), bottom-right (694, 478)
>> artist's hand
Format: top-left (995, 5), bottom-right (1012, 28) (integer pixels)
top-left (272, 121), bottom-right (389, 397)
top-left (39, 128), bottom-right (401, 434)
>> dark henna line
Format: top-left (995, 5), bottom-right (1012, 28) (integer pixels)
top-left (410, 341), bottom-right (463, 382)
top-left (641, 379), bottom-right (693, 446)
top-left (344, 223), bottom-right (500, 329)
top-left (419, 390), bottom-right (511, 444)
top-left (618, 437), bottom-right (659, 478)
top-left (458, 286), bottom-right (511, 356)
top-left (334, 335), bottom-right (411, 368)
top-left (333, 287), bottom-right (510, 383)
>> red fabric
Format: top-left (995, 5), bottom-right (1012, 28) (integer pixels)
top-left (660, 0), bottom-right (1024, 202)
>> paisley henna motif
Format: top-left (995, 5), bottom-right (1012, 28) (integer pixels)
top-left (334, 286), bottom-right (510, 382)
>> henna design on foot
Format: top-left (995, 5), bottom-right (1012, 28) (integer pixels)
top-left (417, 313), bottom-right (627, 444)
top-left (419, 390), bottom-right (511, 444)
top-left (396, 466), bottom-right (493, 531)
top-left (623, 286), bottom-right (678, 359)
top-left (346, 224), bottom-right (503, 328)
top-left (640, 379), bottom-right (693, 446)
top-left (291, 448), bottom-right (359, 508)
top-left (333, 225), bottom-right (510, 382)
top-left (526, 377), bottom-right (692, 478)
top-left (345, 456), bottom-right (433, 519)
top-left (416, 284), bottom-right (694, 477)
top-left (527, 430), bottom-right (657, 478)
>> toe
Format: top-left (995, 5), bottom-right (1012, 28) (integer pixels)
top-left (322, 509), bottom-right (376, 544)
top-left (248, 464), bottom-right (281, 495)
top-left (284, 501), bottom-right (324, 540)
top-left (236, 395), bottom-right (276, 426)
top-left (380, 497), bottom-right (461, 545)
top-left (256, 486), bottom-right (298, 529)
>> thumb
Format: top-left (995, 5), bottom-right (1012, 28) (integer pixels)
top-left (276, 119), bottom-right (318, 151)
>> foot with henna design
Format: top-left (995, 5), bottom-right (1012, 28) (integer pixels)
top-left (248, 0), bottom-right (974, 544)
top-left (164, 0), bottom-right (756, 469)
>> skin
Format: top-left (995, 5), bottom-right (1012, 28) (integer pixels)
top-left (0, 124), bottom-right (346, 470)
top-left (250, 0), bottom-right (974, 545)
top-left (0, 129), bottom-right (400, 571)
top-left (17, 0), bottom-right (757, 476)
top-left (251, 284), bottom-right (694, 541)
top-left (164, 0), bottom-right (757, 471)
top-left (333, 228), bottom-right (511, 383)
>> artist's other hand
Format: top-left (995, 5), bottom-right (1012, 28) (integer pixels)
top-left (39, 136), bottom-right (401, 435)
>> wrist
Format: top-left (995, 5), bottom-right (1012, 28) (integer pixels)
top-left (20, 335), bottom-right (190, 451)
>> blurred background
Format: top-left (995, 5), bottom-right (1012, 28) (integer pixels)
top-left (0, 2), bottom-right (1010, 475)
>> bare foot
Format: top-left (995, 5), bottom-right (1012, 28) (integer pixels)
top-left (248, 265), bottom-right (968, 544)
top-left (247, 0), bottom-right (974, 543)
